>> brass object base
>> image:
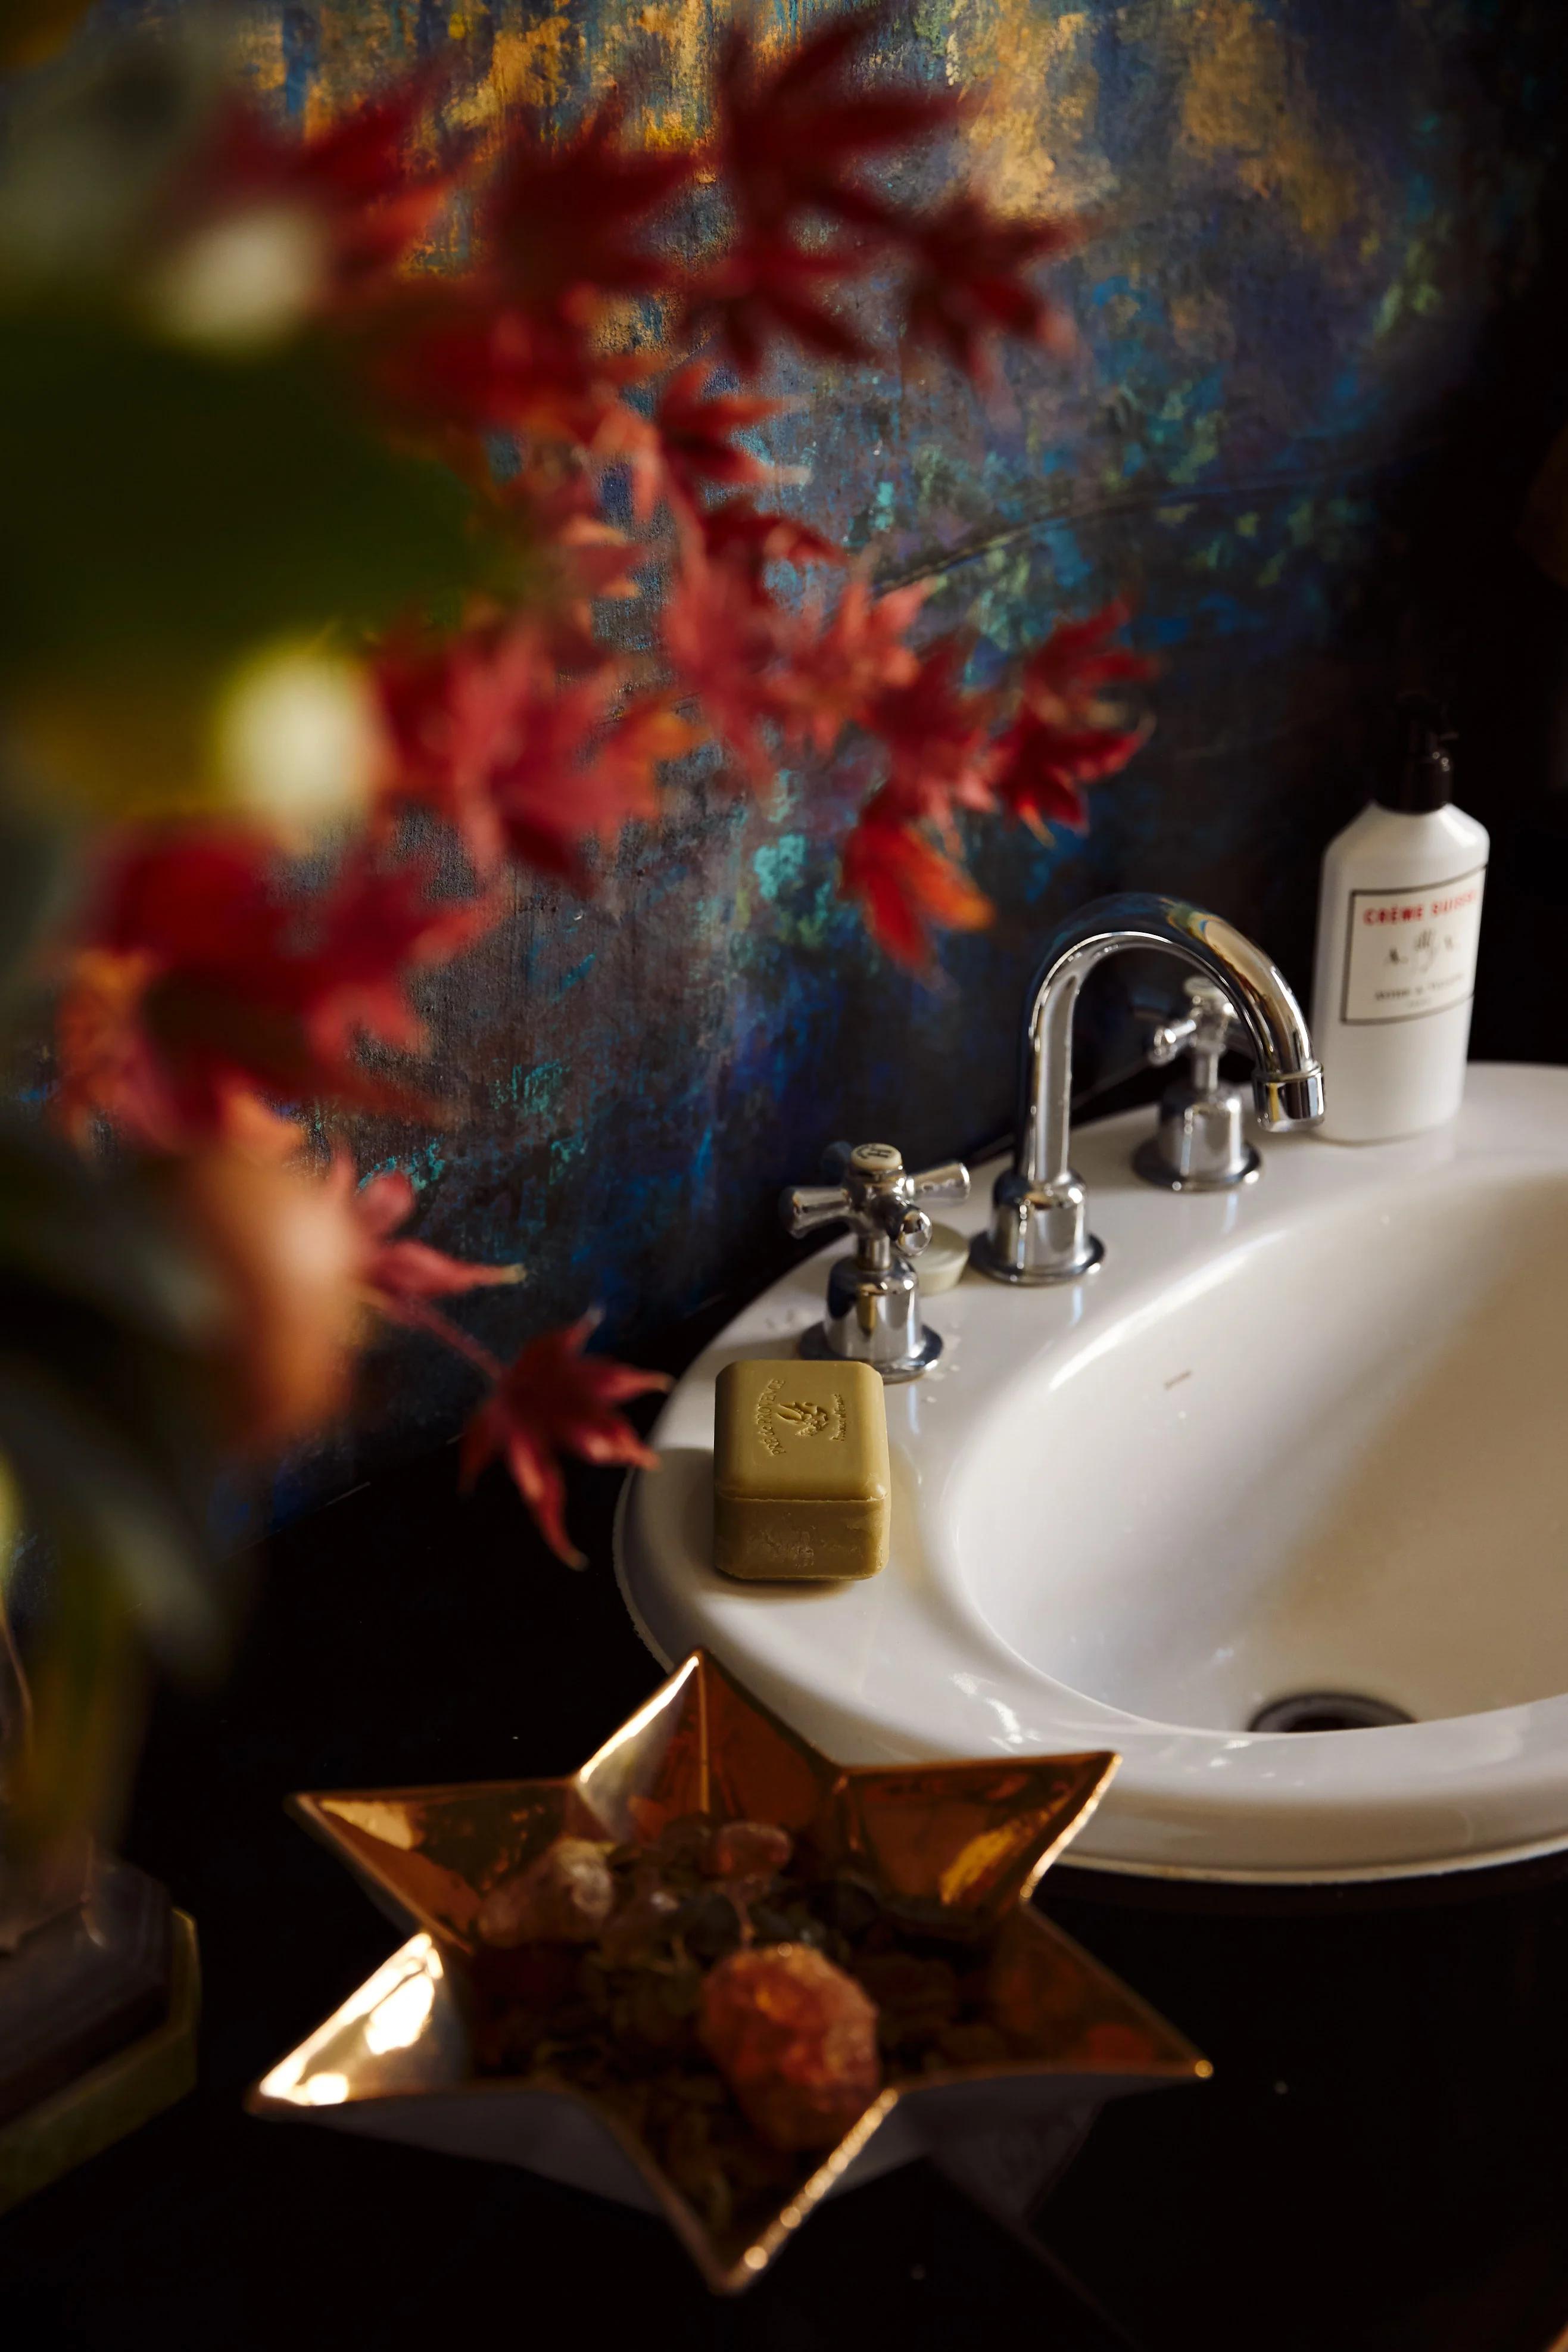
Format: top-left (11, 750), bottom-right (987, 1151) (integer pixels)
top-left (0, 1909), bottom-right (199, 2214)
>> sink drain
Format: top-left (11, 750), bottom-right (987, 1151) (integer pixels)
top-left (1248, 1690), bottom-right (1414, 1734)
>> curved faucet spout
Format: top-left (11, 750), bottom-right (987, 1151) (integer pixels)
top-left (974, 893), bottom-right (1324, 1286)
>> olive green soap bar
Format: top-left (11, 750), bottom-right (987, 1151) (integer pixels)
top-left (713, 1358), bottom-right (890, 1582)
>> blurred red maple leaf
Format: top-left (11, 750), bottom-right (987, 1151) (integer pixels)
top-left (57, 831), bottom-right (497, 1149)
top-left (715, 11), bottom-right (956, 238)
top-left (460, 1311), bottom-right (669, 1565)
top-left (699, 499), bottom-right (845, 596)
top-left (992, 602), bottom-right (1153, 834)
top-left (788, 573), bottom-right (925, 749)
top-left (682, 231), bottom-right (875, 375)
top-left (490, 677), bottom-right (691, 885)
top-left (1020, 599), bottom-right (1154, 706)
top-left (902, 194), bottom-right (1081, 385)
top-left (656, 362), bottom-right (796, 516)
top-left (991, 711), bottom-right (1145, 836)
top-left (308, 851), bottom-right (500, 1047)
top-left (484, 105), bottom-right (696, 325)
top-left (167, 75), bottom-right (456, 304)
top-left (660, 551), bottom-right (801, 786)
top-left (495, 466), bottom-right (647, 662)
top-left (337, 1158), bottom-right (523, 1366)
top-left (592, 690), bottom-right (706, 804)
top-left (839, 798), bottom-right (992, 972)
top-left (378, 626), bottom-right (688, 886)
top-left (662, 559), bottom-right (933, 788)
top-left (367, 294), bottom-right (663, 488)
top-left (869, 636), bottom-right (1002, 827)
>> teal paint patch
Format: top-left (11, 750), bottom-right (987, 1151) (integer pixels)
top-left (555, 951), bottom-right (596, 996)
top-left (753, 832), bottom-right (810, 901)
top-left (548, 1131), bottom-right (587, 1182)
top-left (518, 1059), bottom-right (568, 1116)
top-left (357, 1138), bottom-right (448, 1192)
top-left (1039, 522), bottom-right (1095, 596)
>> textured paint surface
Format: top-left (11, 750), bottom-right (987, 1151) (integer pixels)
top-left (103, 1), bottom-right (1568, 1510)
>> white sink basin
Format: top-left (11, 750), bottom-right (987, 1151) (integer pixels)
top-left (616, 1066), bottom-right (1568, 1882)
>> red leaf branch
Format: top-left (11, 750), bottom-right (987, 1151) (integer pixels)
top-left (346, 1164), bottom-right (666, 1568)
top-left (52, 12), bottom-right (1161, 1561)
top-left (58, 830), bottom-right (499, 1151)
top-left (460, 1312), bottom-right (669, 1566)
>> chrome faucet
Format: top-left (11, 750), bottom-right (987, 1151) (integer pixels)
top-left (970, 894), bottom-right (1324, 1285)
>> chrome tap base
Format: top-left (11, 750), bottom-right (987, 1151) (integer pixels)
top-left (967, 1229), bottom-right (1103, 1285)
top-left (1131, 1136), bottom-right (1261, 1193)
top-left (797, 1318), bottom-right (942, 1382)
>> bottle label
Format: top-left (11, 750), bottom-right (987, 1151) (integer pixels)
top-left (1340, 865), bottom-right (1486, 1024)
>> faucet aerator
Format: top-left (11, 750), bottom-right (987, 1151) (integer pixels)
top-left (1254, 1066), bottom-right (1326, 1131)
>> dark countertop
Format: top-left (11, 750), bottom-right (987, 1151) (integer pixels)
top-left (5, 1434), bottom-right (1568, 2352)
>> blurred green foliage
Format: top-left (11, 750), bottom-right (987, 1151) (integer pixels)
top-left (0, 1113), bottom-right (233, 1855)
top-left (1, 311), bottom-right (490, 808)
top-left (2, 314), bottom-right (481, 687)
top-left (0, 0), bottom-right (95, 73)
top-left (0, 24), bottom-right (506, 1864)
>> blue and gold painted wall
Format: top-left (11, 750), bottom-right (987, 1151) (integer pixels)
top-left (123, 0), bottom-right (1568, 1501)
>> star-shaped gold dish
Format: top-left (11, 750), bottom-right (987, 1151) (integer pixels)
top-left (250, 1652), bottom-right (1208, 2291)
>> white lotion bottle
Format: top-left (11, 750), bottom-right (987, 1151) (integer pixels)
top-left (1311, 698), bottom-right (1488, 1143)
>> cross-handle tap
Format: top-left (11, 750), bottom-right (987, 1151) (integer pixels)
top-left (782, 1142), bottom-right (970, 1381)
top-left (970, 894), bottom-right (1324, 1285)
top-left (1134, 974), bottom-right (1261, 1192)
top-left (1147, 976), bottom-right (1246, 1079)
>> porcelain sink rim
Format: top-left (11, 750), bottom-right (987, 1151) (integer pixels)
top-left (615, 1065), bottom-right (1568, 1882)
top-left (612, 1469), bottom-right (1568, 1890)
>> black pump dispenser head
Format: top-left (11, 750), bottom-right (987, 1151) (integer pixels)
top-left (1380, 694), bottom-right (1455, 814)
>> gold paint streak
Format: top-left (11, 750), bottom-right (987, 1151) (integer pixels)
top-left (946, 2), bottom-right (1108, 217)
top-left (1178, 0), bottom-right (1358, 247)
top-left (491, 13), bottom-right (579, 111)
top-left (230, 13), bottom-right (286, 103)
top-left (749, 2), bottom-right (820, 70)
top-left (315, 60), bottom-right (391, 130)
top-left (624, 0), bottom-right (713, 146)
top-left (297, 1), bottom-right (414, 132)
